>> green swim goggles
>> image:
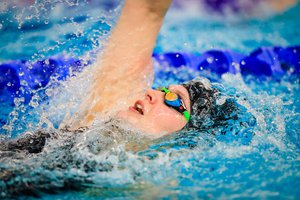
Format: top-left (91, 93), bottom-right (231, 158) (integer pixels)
top-left (159, 87), bottom-right (190, 121)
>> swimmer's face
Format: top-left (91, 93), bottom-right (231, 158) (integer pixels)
top-left (116, 85), bottom-right (191, 136)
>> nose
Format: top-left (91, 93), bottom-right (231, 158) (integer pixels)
top-left (145, 89), bottom-right (163, 104)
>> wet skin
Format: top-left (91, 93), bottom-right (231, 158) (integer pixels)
top-left (117, 85), bottom-right (191, 136)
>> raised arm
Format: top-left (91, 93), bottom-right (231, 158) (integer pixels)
top-left (97, 0), bottom-right (172, 73)
top-left (70, 0), bottom-right (173, 127)
top-left (267, 0), bottom-right (296, 11)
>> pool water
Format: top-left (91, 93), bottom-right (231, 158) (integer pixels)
top-left (0, 0), bottom-right (300, 199)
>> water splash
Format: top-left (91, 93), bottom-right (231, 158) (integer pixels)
top-left (0, 0), bottom-right (299, 199)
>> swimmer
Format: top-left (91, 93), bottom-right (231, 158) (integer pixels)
top-left (0, 1), bottom-right (256, 196)
top-left (61, 0), bottom-right (223, 136)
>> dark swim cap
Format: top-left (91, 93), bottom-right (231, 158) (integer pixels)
top-left (181, 78), bottom-right (220, 130)
top-left (181, 78), bottom-right (257, 144)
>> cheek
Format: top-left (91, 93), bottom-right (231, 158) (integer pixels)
top-left (152, 110), bottom-right (186, 132)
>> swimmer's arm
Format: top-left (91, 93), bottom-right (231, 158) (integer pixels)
top-left (95, 0), bottom-right (172, 79)
top-left (78, 0), bottom-right (173, 125)
top-left (267, 0), bottom-right (296, 11)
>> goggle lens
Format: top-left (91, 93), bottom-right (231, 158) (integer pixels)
top-left (157, 87), bottom-right (190, 121)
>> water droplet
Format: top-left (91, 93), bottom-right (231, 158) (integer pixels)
top-left (45, 88), bottom-right (53, 96)
top-left (21, 80), bottom-right (28, 86)
top-left (44, 59), bottom-right (49, 65)
top-left (66, 0), bottom-right (79, 6)
top-left (29, 99), bottom-right (39, 108)
top-left (207, 57), bottom-right (213, 64)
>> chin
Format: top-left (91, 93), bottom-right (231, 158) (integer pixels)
top-left (116, 109), bottom-right (135, 120)
top-left (115, 109), bottom-right (127, 119)
top-left (115, 110), bottom-right (172, 137)
top-left (116, 110), bottom-right (141, 127)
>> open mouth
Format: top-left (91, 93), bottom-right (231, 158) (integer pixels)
top-left (134, 101), bottom-right (144, 115)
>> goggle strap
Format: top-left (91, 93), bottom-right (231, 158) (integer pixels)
top-left (183, 110), bottom-right (190, 121)
top-left (161, 87), bottom-right (170, 93)
top-left (180, 99), bottom-right (187, 110)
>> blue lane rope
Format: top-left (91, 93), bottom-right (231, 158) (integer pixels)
top-left (0, 46), bottom-right (299, 105)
